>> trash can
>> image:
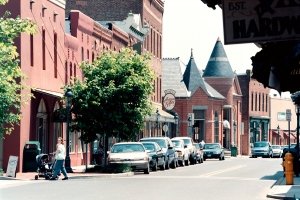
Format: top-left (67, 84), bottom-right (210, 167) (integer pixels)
top-left (23, 141), bottom-right (41, 172)
top-left (231, 146), bottom-right (238, 157)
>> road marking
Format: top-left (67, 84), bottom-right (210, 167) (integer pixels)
top-left (199, 165), bottom-right (246, 177)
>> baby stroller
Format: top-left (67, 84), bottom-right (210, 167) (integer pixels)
top-left (34, 153), bottom-right (54, 180)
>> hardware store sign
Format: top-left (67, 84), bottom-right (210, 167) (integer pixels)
top-left (222, 0), bottom-right (300, 44)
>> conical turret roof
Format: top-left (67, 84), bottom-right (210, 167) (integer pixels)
top-left (203, 38), bottom-right (234, 78)
top-left (183, 49), bottom-right (206, 94)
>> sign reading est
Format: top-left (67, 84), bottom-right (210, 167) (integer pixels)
top-left (222, 0), bottom-right (300, 44)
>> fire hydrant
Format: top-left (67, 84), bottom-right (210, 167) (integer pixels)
top-left (282, 152), bottom-right (294, 185)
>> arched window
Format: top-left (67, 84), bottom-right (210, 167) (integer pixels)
top-left (214, 111), bottom-right (219, 143)
top-left (52, 102), bottom-right (62, 152)
top-left (36, 99), bottom-right (48, 153)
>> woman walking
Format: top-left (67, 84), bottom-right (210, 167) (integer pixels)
top-left (50, 137), bottom-right (69, 180)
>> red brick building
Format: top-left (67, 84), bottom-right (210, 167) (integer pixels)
top-left (162, 39), bottom-right (243, 153)
top-left (0, 0), bottom-right (150, 172)
top-left (238, 70), bottom-right (270, 155)
top-left (65, 0), bottom-right (175, 137)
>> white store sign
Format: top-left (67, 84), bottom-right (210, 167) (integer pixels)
top-left (6, 156), bottom-right (18, 178)
top-left (222, 0), bottom-right (300, 44)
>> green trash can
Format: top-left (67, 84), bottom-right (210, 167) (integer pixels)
top-left (23, 141), bottom-right (41, 172)
top-left (231, 146), bottom-right (237, 157)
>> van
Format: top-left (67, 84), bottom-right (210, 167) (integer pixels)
top-left (251, 141), bottom-right (273, 158)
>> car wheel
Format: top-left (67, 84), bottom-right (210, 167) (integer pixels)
top-left (165, 158), bottom-right (170, 170)
top-left (171, 159), bottom-right (176, 169)
top-left (185, 159), bottom-right (189, 166)
top-left (160, 158), bottom-right (166, 170)
top-left (144, 164), bottom-right (150, 174)
top-left (152, 160), bottom-right (158, 171)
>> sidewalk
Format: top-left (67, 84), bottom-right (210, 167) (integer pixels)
top-left (0, 165), bottom-right (133, 181)
top-left (267, 176), bottom-right (300, 200)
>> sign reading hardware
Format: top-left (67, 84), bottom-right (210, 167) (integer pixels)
top-left (222, 0), bottom-right (300, 44)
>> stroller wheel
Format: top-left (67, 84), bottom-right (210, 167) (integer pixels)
top-left (35, 175), bottom-right (38, 180)
top-left (45, 175), bottom-right (50, 180)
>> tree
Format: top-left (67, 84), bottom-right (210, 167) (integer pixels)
top-left (68, 48), bottom-right (155, 143)
top-left (0, 0), bottom-right (36, 138)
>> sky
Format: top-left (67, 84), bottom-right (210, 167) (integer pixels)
top-left (162, 0), bottom-right (261, 74)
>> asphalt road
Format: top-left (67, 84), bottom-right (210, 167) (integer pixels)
top-left (0, 157), bottom-right (283, 200)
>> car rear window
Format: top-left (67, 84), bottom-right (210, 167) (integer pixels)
top-left (254, 142), bottom-right (268, 147)
top-left (141, 139), bottom-right (167, 148)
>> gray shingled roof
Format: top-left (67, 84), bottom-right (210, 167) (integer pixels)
top-left (203, 38), bottom-right (234, 78)
top-left (162, 58), bottom-right (191, 97)
top-left (183, 49), bottom-right (206, 95)
top-left (162, 55), bottom-right (224, 100)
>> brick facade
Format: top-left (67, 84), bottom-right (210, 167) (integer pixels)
top-left (0, 0), bottom-right (147, 172)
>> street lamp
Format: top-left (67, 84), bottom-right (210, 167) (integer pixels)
top-left (174, 113), bottom-right (178, 137)
top-left (233, 121), bottom-right (237, 146)
top-left (277, 125), bottom-right (280, 145)
top-left (65, 88), bottom-right (73, 173)
top-left (156, 108), bottom-right (160, 136)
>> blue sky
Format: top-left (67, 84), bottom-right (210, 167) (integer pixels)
top-left (162, 0), bottom-right (261, 74)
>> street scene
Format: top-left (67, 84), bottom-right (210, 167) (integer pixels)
top-left (1, 0), bottom-right (300, 200)
top-left (1, 157), bottom-right (283, 200)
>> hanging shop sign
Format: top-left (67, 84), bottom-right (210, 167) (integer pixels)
top-left (163, 89), bottom-right (176, 111)
top-left (222, 0), bottom-right (300, 44)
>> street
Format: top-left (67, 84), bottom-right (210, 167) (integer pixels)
top-left (0, 157), bottom-right (283, 200)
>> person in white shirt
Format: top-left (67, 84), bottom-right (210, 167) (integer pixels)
top-left (50, 137), bottom-right (68, 180)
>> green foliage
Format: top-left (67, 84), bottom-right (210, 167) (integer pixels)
top-left (0, 0), bottom-right (36, 138)
top-left (68, 48), bottom-right (155, 142)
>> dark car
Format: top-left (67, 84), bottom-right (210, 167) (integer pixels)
top-left (140, 137), bottom-right (177, 169)
top-left (193, 143), bottom-right (204, 163)
top-left (203, 143), bottom-right (225, 161)
top-left (141, 141), bottom-right (165, 171)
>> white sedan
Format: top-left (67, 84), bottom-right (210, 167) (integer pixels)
top-left (108, 142), bottom-right (150, 174)
top-left (271, 145), bottom-right (283, 158)
top-left (171, 139), bottom-right (189, 166)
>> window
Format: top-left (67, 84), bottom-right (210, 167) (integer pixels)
top-left (70, 63), bottom-right (73, 78)
top-left (81, 47), bottom-right (84, 61)
top-left (65, 61), bottom-right (68, 84)
top-left (194, 110), bottom-right (206, 141)
top-left (69, 131), bottom-right (75, 153)
top-left (255, 93), bottom-right (257, 111)
top-left (258, 93), bottom-right (261, 111)
top-left (54, 33), bottom-right (57, 78)
top-left (73, 64), bottom-right (76, 78)
top-left (214, 111), bottom-right (219, 143)
top-left (266, 94), bottom-right (268, 112)
top-left (42, 29), bottom-right (46, 70)
top-left (251, 92), bottom-right (254, 111)
top-left (30, 34), bottom-right (34, 66)
top-left (262, 94), bottom-right (265, 112)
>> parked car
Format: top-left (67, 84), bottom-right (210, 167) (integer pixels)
top-left (172, 136), bottom-right (196, 165)
top-left (271, 145), bottom-right (283, 158)
top-left (139, 137), bottom-right (177, 169)
top-left (282, 143), bottom-right (298, 158)
top-left (141, 141), bottom-right (165, 171)
top-left (194, 143), bottom-right (204, 163)
top-left (107, 142), bottom-right (150, 174)
top-left (171, 138), bottom-right (189, 166)
top-left (251, 141), bottom-right (273, 158)
top-left (203, 143), bottom-right (225, 161)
